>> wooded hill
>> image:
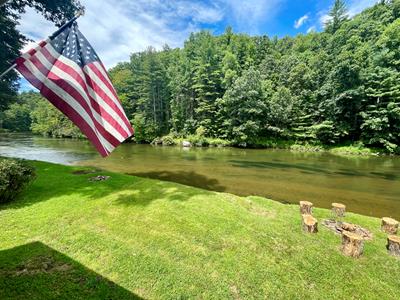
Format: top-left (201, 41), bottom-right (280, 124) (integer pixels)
top-left (2, 0), bottom-right (400, 153)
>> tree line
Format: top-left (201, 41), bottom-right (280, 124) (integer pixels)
top-left (2, 0), bottom-right (400, 153)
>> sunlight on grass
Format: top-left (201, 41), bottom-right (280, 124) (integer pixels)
top-left (0, 161), bottom-right (399, 299)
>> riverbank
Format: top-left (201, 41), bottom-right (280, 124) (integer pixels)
top-left (152, 135), bottom-right (386, 156)
top-left (0, 161), bottom-right (399, 299)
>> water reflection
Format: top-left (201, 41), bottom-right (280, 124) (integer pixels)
top-left (1, 133), bottom-right (399, 219)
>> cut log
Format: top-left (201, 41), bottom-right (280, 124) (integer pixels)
top-left (341, 222), bottom-right (357, 232)
top-left (387, 235), bottom-right (400, 257)
top-left (341, 231), bottom-right (364, 258)
top-left (302, 214), bottom-right (318, 233)
top-left (323, 220), bottom-right (374, 240)
top-left (332, 203), bottom-right (346, 218)
top-left (381, 217), bottom-right (399, 235)
top-left (299, 201), bottom-right (313, 215)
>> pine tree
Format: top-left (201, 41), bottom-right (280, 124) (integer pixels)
top-left (326, 0), bottom-right (348, 33)
top-left (191, 31), bottom-right (223, 137)
top-left (220, 68), bottom-right (266, 143)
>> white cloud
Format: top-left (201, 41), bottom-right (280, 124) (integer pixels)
top-left (347, 0), bottom-right (380, 17)
top-left (318, 12), bottom-right (331, 27)
top-left (16, 0), bottom-right (289, 67)
top-left (221, 0), bottom-right (285, 34)
top-left (16, 0), bottom-right (223, 68)
top-left (307, 26), bottom-right (316, 33)
top-left (294, 14), bottom-right (309, 29)
top-left (318, 0), bottom-right (380, 28)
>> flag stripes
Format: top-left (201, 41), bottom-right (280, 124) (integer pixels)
top-left (16, 34), bottom-right (133, 157)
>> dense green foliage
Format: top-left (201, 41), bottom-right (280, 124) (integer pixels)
top-left (0, 158), bottom-right (35, 203)
top-left (2, 0), bottom-right (400, 153)
top-left (0, 0), bottom-right (82, 112)
top-left (0, 160), bottom-right (399, 298)
top-left (1, 92), bottom-right (82, 137)
top-left (108, 0), bottom-right (400, 152)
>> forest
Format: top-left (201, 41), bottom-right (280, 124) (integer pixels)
top-left (1, 0), bottom-right (400, 153)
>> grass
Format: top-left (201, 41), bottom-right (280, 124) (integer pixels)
top-left (0, 161), bottom-right (399, 299)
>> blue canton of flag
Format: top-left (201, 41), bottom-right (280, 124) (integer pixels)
top-left (15, 22), bottom-right (134, 157)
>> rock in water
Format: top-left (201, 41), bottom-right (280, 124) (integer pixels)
top-left (182, 141), bottom-right (191, 148)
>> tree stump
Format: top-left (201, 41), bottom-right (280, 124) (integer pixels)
top-left (302, 214), bottom-right (318, 233)
top-left (341, 231), bottom-right (364, 258)
top-left (381, 217), bottom-right (399, 235)
top-left (300, 201), bottom-right (313, 215)
top-left (387, 235), bottom-right (400, 257)
top-left (332, 203), bottom-right (346, 218)
top-left (341, 222), bottom-right (357, 232)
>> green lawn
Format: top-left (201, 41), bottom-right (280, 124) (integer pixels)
top-left (0, 161), bottom-right (399, 299)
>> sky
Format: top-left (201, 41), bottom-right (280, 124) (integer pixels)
top-left (17, 0), bottom-right (380, 91)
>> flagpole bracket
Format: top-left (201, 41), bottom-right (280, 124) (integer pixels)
top-left (75, 8), bottom-right (85, 18)
top-left (0, 8), bottom-right (86, 80)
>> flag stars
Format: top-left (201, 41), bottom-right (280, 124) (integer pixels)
top-left (49, 24), bottom-right (101, 67)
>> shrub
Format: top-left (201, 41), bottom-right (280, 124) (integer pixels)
top-left (161, 135), bottom-right (176, 146)
top-left (187, 135), bottom-right (209, 147)
top-left (308, 121), bottom-right (341, 145)
top-left (208, 138), bottom-right (231, 147)
top-left (151, 137), bottom-right (163, 145)
top-left (0, 159), bottom-right (36, 204)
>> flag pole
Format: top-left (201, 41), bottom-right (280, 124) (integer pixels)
top-left (0, 9), bottom-right (85, 80)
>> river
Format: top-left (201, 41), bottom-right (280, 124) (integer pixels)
top-left (1, 132), bottom-right (399, 219)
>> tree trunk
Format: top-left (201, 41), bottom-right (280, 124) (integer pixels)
top-left (381, 217), bottom-right (399, 235)
top-left (332, 203), bottom-right (346, 218)
top-left (341, 231), bottom-right (364, 258)
top-left (299, 201), bottom-right (313, 215)
top-left (387, 235), bottom-right (400, 257)
top-left (302, 214), bottom-right (318, 233)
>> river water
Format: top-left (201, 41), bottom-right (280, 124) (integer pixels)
top-left (1, 133), bottom-right (399, 219)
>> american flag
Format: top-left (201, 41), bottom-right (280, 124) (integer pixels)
top-left (15, 22), bottom-right (134, 157)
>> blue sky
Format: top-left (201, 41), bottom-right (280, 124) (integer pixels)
top-left (17, 0), bottom-right (380, 91)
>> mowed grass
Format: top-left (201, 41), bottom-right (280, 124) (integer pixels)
top-left (0, 161), bottom-right (399, 299)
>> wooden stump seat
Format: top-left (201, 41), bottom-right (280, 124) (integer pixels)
top-left (381, 217), bottom-right (399, 235)
top-left (341, 222), bottom-right (357, 232)
top-left (302, 214), bottom-right (318, 233)
top-left (299, 201), bottom-right (313, 215)
top-left (332, 203), bottom-right (346, 218)
top-left (341, 231), bottom-right (364, 258)
top-left (387, 235), bottom-right (400, 257)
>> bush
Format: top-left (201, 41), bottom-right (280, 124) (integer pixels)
top-left (187, 135), bottom-right (209, 147)
top-left (208, 138), bottom-right (231, 147)
top-left (151, 137), bottom-right (163, 145)
top-left (308, 121), bottom-right (341, 145)
top-left (161, 136), bottom-right (176, 146)
top-left (0, 159), bottom-right (36, 204)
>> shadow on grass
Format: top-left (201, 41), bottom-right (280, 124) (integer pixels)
top-left (113, 175), bottom-right (218, 207)
top-left (0, 162), bottom-right (221, 210)
top-left (128, 170), bottom-right (226, 193)
top-left (0, 242), bottom-right (142, 299)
